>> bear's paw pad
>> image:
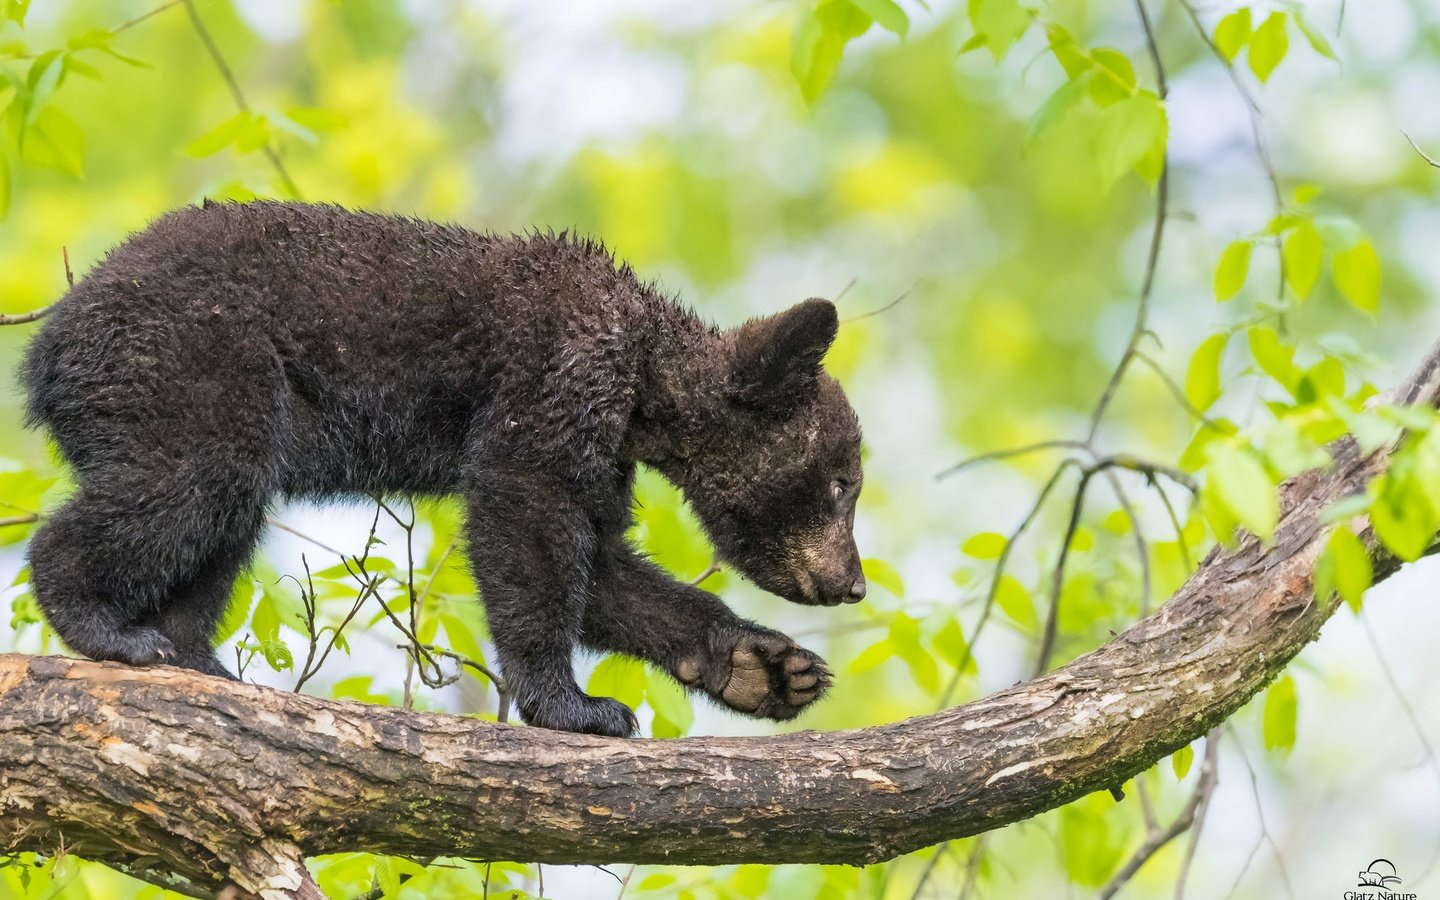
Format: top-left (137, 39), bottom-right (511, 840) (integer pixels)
top-left (718, 634), bottom-right (830, 721)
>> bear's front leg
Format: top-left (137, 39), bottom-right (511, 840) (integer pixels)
top-left (583, 545), bottom-right (832, 722)
top-left (463, 468), bottom-right (638, 738)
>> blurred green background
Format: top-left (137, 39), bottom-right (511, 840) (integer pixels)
top-left (3, 0), bottom-right (1440, 897)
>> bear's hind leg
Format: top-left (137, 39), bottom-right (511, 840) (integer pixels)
top-left (27, 463), bottom-right (271, 677)
top-left (147, 511), bottom-right (266, 680)
top-left (29, 490), bottom-right (179, 666)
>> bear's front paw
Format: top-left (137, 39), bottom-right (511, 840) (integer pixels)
top-left (679, 631), bottom-right (830, 721)
top-left (523, 693), bottom-right (639, 738)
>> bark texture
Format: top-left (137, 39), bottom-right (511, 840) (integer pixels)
top-left (4, 342), bottom-right (1438, 900)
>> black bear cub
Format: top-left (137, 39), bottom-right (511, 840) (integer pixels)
top-left (22, 201), bottom-right (866, 737)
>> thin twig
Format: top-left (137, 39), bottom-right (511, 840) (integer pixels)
top-left (0, 514), bottom-right (39, 528)
top-left (1085, 0), bottom-right (1169, 444)
top-left (267, 518), bottom-right (348, 560)
top-left (1104, 470), bottom-right (1153, 616)
top-left (1223, 725), bottom-right (1295, 900)
top-left (1156, 479), bottom-right (1196, 571)
top-left (1360, 612), bottom-right (1440, 880)
top-left (181, 0), bottom-right (301, 197)
top-left (937, 459), bottom-right (1083, 709)
top-left (907, 843), bottom-right (950, 900)
top-left (1033, 465), bottom-right (1098, 677)
top-left (689, 560), bottom-right (721, 587)
top-left (938, 439), bottom-right (1090, 480)
top-left (956, 836), bottom-right (987, 900)
top-left (614, 865), bottom-right (637, 900)
top-left (1176, 730), bottom-right (1223, 899)
top-left (111, 0), bottom-right (184, 34)
top-left (842, 286), bottom-right (913, 323)
top-left (1178, 0), bottom-right (1286, 315)
top-left (1404, 131), bottom-right (1440, 169)
top-left (1134, 349), bottom-right (1228, 432)
top-left (0, 307), bottom-right (53, 325)
top-left (1099, 730), bottom-right (1220, 898)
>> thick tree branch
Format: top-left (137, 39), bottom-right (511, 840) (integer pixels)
top-left (3, 343), bottom-right (1440, 898)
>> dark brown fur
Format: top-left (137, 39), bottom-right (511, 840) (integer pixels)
top-left (21, 201), bottom-right (865, 736)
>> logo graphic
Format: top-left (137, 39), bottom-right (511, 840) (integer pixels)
top-left (1358, 859), bottom-right (1402, 889)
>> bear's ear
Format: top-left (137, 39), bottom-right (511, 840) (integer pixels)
top-left (730, 298), bottom-right (839, 405)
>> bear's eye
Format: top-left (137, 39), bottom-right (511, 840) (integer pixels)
top-left (830, 479), bottom-right (849, 503)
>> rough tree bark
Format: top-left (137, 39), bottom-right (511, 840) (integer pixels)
top-left (3, 342), bottom-right (1438, 900)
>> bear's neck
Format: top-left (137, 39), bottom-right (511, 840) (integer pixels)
top-left (624, 299), bottom-right (729, 479)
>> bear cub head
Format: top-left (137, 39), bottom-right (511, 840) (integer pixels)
top-left (682, 298), bottom-right (867, 607)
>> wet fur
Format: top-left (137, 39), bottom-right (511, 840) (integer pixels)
top-left (21, 201), bottom-right (863, 737)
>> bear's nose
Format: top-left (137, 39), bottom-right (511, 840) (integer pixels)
top-left (846, 575), bottom-right (867, 602)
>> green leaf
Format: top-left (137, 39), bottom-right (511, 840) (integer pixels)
top-left (1259, 419), bottom-right (1329, 476)
top-left (849, 0), bottom-right (908, 37)
top-left (962, 531), bottom-right (1007, 559)
top-left (1370, 429), bottom-right (1440, 561)
top-left (22, 105), bottom-right (83, 177)
top-left (1214, 240), bottom-right (1252, 301)
top-left (187, 111), bottom-right (251, 157)
top-left (968, 0), bottom-right (1032, 63)
top-left (1248, 12), bottom-right (1289, 83)
top-left (1213, 8), bottom-right (1251, 63)
top-left (1247, 325), bottom-right (1301, 394)
top-left (24, 49), bottom-right (61, 106)
top-left (1086, 47), bottom-right (1136, 107)
top-left (1328, 527), bottom-right (1372, 613)
top-left (995, 574), bottom-right (1036, 630)
top-left (2, 0), bottom-right (29, 27)
top-left (1293, 12), bottom-right (1337, 60)
top-left (1025, 72), bottom-right (1089, 147)
top-left (889, 614), bottom-right (938, 692)
top-left (1262, 674), bottom-right (1297, 756)
top-left (587, 655), bottom-right (646, 709)
top-left (0, 156), bottom-right (9, 221)
top-left (1171, 744), bottom-right (1194, 780)
top-left (1090, 92), bottom-right (1165, 190)
top-left (215, 577), bottom-right (256, 647)
top-left (1282, 220), bottom-right (1323, 300)
top-left (849, 637), bottom-right (894, 673)
top-left (65, 26), bottom-right (113, 52)
top-left (1184, 332), bottom-right (1228, 412)
top-left (1321, 493), bottom-right (1373, 525)
top-left (646, 665), bottom-right (693, 737)
top-left (1204, 443), bottom-right (1277, 542)
top-left (284, 105), bottom-right (347, 133)
top-left (1043, 23), bottom-right (1087, 78)
top-left (260, 639), bottom-right (293, 672)
top-left (862, 557), bottom-right (905, 597)
top-left (1333, 238), bottom-right (1381, 314)
top-left (932, 617), bottom-right (976, 674)
top-left (790, 0), bottom-right (873, 103)
top-left (235, 112), bottom-right (272, 152)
